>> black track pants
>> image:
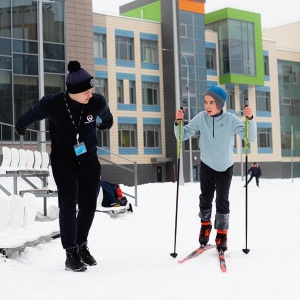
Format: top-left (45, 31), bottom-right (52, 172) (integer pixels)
top-left (51, 157), bottom-right (101, 249)
top-left (198, 162), bottom-right (233, 229)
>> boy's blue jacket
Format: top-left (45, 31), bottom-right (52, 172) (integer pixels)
top-left (174, 110), bottom-right (256, 172)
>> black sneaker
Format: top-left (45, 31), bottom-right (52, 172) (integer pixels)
top-left (215, 233), bottom-right (228, 252)
top-left (199, 221), bottom-right (212, 246)
top-left (79, 243), bottom-right (97, 266)
top-left (65, 247), bottom-right (87, 272)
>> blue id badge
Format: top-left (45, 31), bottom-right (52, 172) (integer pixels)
top-left (74, 142), bottom-right (87, 156)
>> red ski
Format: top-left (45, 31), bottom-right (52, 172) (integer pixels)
top-left (218, 250), bottom-right (227, 272)
top-left (178, 244), bottom-right (215, 264)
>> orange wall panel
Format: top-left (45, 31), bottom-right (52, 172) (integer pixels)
top-left (179, 0), bottom-right (205, 14)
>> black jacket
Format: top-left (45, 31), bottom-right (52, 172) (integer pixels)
top-left (247, 165), bottom-right (262, 177)
top-left (16, 92), bottom-right (113, 161)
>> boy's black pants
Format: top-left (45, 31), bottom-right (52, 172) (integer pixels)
top-left (198, 162), bottom-right (233, 230)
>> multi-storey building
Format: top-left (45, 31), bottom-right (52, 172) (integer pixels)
top-left (0, 0), bottom-right (299, 185)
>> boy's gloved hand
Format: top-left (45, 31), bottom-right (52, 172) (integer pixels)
top-left (175, 108), bottom-right (185, 125)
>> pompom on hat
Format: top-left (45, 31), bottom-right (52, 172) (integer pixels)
top-left (204, 86), bottom-right (227, 110)
top-left (66, 61), bottom-right (95, 94)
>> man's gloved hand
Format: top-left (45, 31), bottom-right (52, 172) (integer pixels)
top-left (15, 120), bottom-right (27, 136)
top-left (96, 123), bottom-right (108, 130)
top-left (97, 121), bottom-right (113, 130)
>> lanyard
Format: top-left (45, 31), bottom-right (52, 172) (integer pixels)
top-left (64, 93), bottom-right (84, 143)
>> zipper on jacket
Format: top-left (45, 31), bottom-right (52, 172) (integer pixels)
top-left (211, 110), bottom-right (223, 138)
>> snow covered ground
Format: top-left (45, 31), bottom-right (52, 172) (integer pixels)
top-left (0, 175), bottom-right (299, 300)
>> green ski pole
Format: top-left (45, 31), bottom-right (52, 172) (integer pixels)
top-left (242, 102), bottom-right (250, 254)
top-left (170, 111), bottom-right (183, 258)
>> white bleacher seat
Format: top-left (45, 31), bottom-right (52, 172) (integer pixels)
top-left (8, 195), bottom-right (24, 229)
top-left (0, 197), bottom-right (10, 231)
top-left (25, 150), bottom-right (35, 171)
top-left (22, 193), bottom-right (38, 229)
top-left (47, 166), bottom-right (57, 192)
top-left (33, 151), bottom-right (42, 170)
top-left (0, 146), bottom-right (12, 173)
top-left (18, 148), bottom-right (28, 170)
top-left (41, 151), bottom-right (50, 171)
top-left (96, 187), bottom-right (104, 209)
top-left (10, 147), bottom-right (20, 170)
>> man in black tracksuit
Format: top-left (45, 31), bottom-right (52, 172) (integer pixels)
top-left (245, 162), bottom-right (262, 187)
top-left (15, 61), bottom-right (113, 272)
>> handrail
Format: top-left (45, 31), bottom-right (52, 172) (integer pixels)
top-left (0, 121), bottom-right (48, 151)
top-left (0, 122), bottom-right (138, 206)
top-left (97, 147), bottom-right (138, 206)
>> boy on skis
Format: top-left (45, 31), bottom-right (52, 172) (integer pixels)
top-left (174, 86), bottom-right (256, 252)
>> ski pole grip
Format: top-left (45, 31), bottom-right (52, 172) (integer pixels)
top-left (175, 107), bottom-right (184, 123)
top-left (179, 106), bottom-right (184, 119)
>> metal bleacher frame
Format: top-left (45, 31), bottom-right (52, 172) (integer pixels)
top-left (0, 122), bottom-right (138, 212)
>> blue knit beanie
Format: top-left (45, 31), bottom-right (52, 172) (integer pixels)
top-left (204, 86), bottom-right (227, 110)
top-left (66, 61), bottom-right (95, 94)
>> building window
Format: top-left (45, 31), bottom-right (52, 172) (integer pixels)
top-left (281, 130), bottom-right (292, 150)
top-left (97, 129), bottom-right (109, 148)
top-left (257, 128), bottom-right (272, 148)
top-left (282, 64), bottom-right (292, 83)
top-left (118, 124), bottom-right (137, 147)
top-left (13, 53), bottom-right (38, 75)
top-left (117, 79), bottom-right (124, 103)
top-left (44, 43), bottom-right (65, 73)
top-left (12, 2), bottom-right (38, 40)
top-left (143, 125), bottom-right (161, 147)
top-left (256, 91), bottom-right (271, 112)
top-left (184, 135), bottom-right (199, 151)
top-left (44, 74), bottom-right (65, 95)
top-left (142, 82), bottom-right (159, 105)
top-left (0, 3), bottom-right (11, 38)
top-left (282, 64), bottom-right (300, 85)
top-left (140, 40), bottom-right (158, 63)
top-left (129, 80), bottom-right (136, 104)
top-left (43, 1), bottom-right (64, 43)
top-left (0, 70), bottom-right (12, 127)
top-left (95, 78), bottom-right (108, 101)
top-left (282, 97), bottom-right (300, 117)
top-left (115, 36), bottom-right (134, 61)
top-left (0, 38), bottom-right (11, 57)
top-left (180, 24), bottom-right (187, 37)
top-left (264, 55), bottom-right (269, 76)
top-left (94, 34), bottom-right (106, 58)
top-left (239, 89), bottom-right (249, 111)
top-left (0, 56), bottom-right (11, 70)
top-left (0, 0), bottom-right (65, 143)
top-left (216, 19), bottom-right (256, 76)
top-left (14, 75), bottom-right (39, 131)
top-left (226, 89), bottom-right (236, 110)
top-left (206, 48), bottom-right (216, 70)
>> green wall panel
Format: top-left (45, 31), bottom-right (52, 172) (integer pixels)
top-left (121, 1), bottom-right (161, 22)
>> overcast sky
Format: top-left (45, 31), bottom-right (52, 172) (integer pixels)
top-left (93, 0), bottom-right (299, 28)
